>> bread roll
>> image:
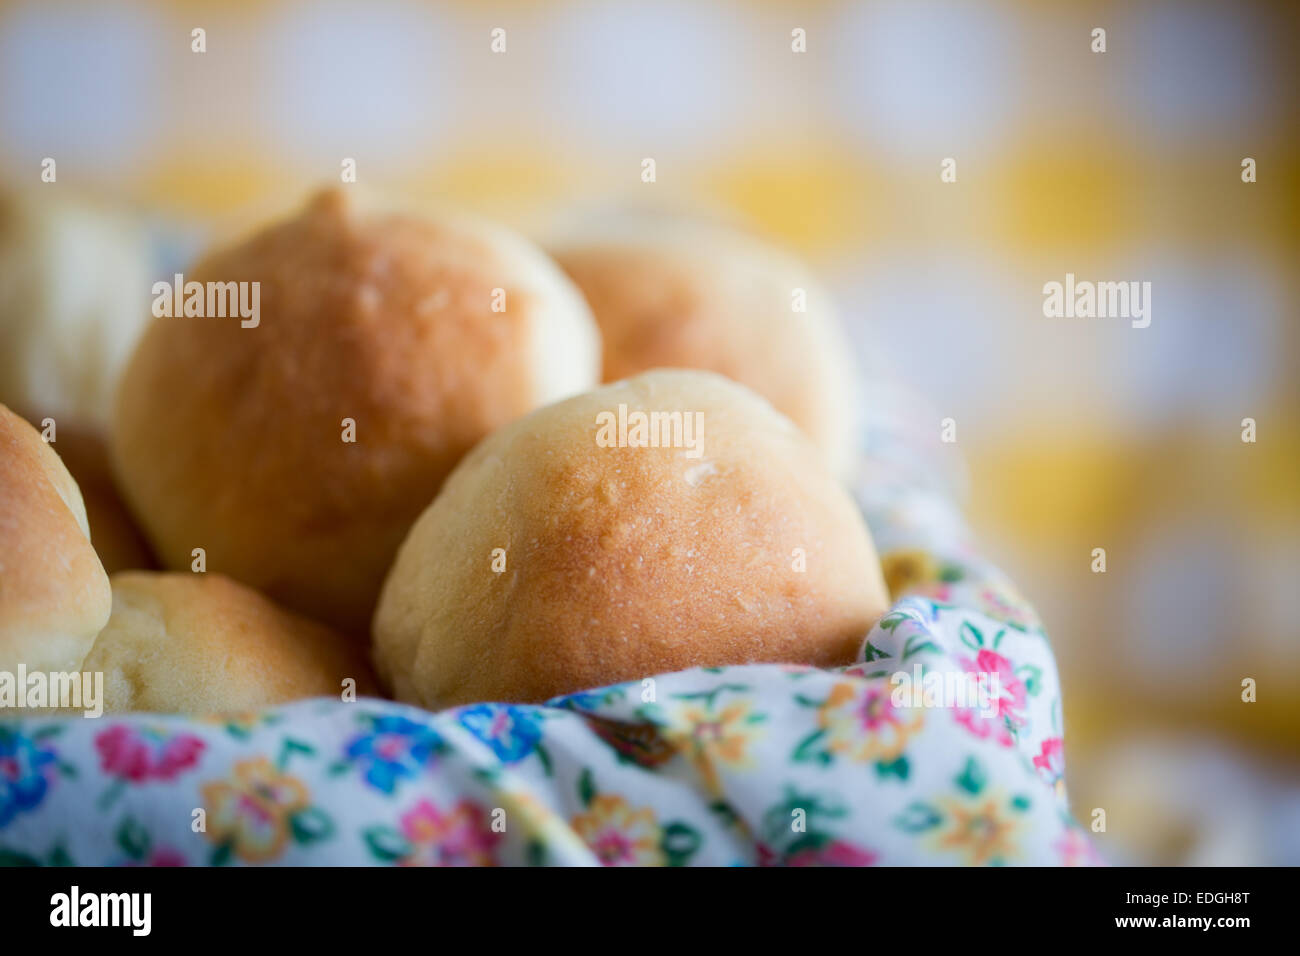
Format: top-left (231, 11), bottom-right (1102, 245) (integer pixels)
top-left (374, 369), bottom-right (889, 708)
top-left (551, 217), bottom-right (858, 477)
top-left (80, 572), bottom-right (377, 714)
top-left (0, 190), bottom-right (153, 432)
top-left (0, 404), bottom-right (111, 674)
top-left (0, 191), bottom-right (158, 574)
top-left (112, 188), bottom-right (600, 633)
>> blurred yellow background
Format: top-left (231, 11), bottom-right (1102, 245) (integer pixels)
top-left (2, 0), bottom-right (1297, 863)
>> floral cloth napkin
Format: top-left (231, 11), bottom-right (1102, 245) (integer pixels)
top-left (0, 380), bottom-right (1098, 866)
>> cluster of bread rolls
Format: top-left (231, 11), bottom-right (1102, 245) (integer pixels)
top-left (1, 187), bottom-right (889, 715)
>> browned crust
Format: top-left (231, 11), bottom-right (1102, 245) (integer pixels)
top-left (0, 404), bottom-right (111, 672)
top-left (8, 412), bottom-right (156, 574)
top-left (553, 229), bottom-right (856, 473)
top-left (374, 370), bottom-right (889, 708)
top-left (112, 189), bottom-right (580, 633)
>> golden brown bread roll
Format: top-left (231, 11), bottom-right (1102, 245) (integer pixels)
top-left (551, 216), bottom-right (858, 477)
top-left (112, 188), bottom-right (600, 634)
top-left (373, 369), bottom-right (889, 708)
top-left (80, 572), bottom-right (378, 715)
top-left (0, 404), bottom-right (111, 674)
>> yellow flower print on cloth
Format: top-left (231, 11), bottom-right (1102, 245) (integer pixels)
top-left (820, 681), bottom-right (924, 763)
top-left (571, 793), bottom-right (665, 866)
top-left (894, 756), bottom-right (1035, 866)
top-left (569, 769), bottom-right (702, 866)
top-left (200, 754), bottom-right (331, 864)
top-left (660, 693), bottom-right (766, 796)
top-left (935, 795), bottom-right (1021, 866)
top-left (793, 680), bottom-right (924, 780)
